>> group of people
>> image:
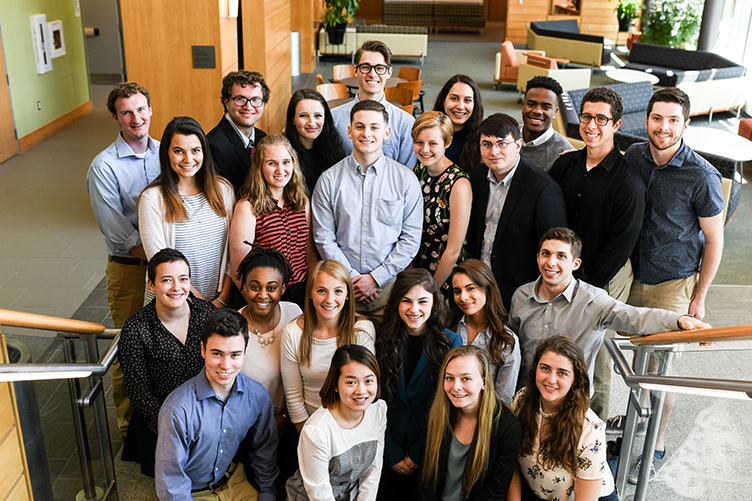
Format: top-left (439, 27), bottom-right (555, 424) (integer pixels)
top-left (86, 36), bottom-right (722, 501)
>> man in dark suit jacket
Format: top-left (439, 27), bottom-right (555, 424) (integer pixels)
top-left (466, 113), bottom-right (567, 310)
top-left (207, 70), bottom-right (269, 192)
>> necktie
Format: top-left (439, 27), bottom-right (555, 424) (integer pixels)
top-left (248, 141), bottom-right (255, 158)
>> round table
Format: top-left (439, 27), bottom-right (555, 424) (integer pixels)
top-left (682, 125), bottom-right (752, 180)
top-left (605, 68), bottom-right (659, 85)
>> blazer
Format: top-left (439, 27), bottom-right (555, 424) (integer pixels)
top-left (467, 157), bottom-right (567, 310)
top-left (384, 329), bottom-right (463, 468)
top-left (420, 405), bottom-right (522, 501)
top-left (207, 116), bottom-right (267, 193)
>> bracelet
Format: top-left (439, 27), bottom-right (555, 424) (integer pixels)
top-left (216, 298), bottom-right (228, 307)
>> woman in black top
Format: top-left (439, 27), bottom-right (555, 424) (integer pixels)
top-left (433, 75), bottom-right (484, 172)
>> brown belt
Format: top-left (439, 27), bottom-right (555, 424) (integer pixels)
top-left (108, 255), bottom-right (148, 266)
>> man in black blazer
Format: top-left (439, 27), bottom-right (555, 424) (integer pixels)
top-left (466, 113), bottom-right (567, 310)
top-left (207, 70), bottom-right (269, 192)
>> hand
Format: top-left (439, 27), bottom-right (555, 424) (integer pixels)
top-left (353, 274), bottom-right (381, 304)
top-left (403, 456), bottom-right (419, 473)
top-left (678, 315), bottom-right (711, 331)
top-left (391, 457), bottom-right (417, 475)
top-left (688, 296), bottom-right (706, 320)
top-left (129, 244), bottom-right (147, 261)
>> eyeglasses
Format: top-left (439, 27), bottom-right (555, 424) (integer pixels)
top-left (579, 113), bottom-right (615, 126)
top-left (231, 96), bottom-right (265, 108)
top-left (356, 63), bottom-right (390, 75)
top-left (480, 139), bottom-right (516, 150)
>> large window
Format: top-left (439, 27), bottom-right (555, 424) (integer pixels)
top-left (716, 0), bottom-right (752, 69)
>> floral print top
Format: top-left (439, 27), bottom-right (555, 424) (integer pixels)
top-left (511, 388), bottom-right (614, 500)
top-left (412, 162), bottom-right (469, 289)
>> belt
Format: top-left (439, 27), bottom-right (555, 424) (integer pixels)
top-left (191, 463), bottom-right (235, 493)
top-left (108, 255), bottom-right (148, 266)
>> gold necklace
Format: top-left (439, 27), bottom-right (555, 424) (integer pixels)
top-left (246, 306), bottom-right (278, 348)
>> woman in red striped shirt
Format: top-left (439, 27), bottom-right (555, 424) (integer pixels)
top-left (230, 135), bottom-right (316, 308)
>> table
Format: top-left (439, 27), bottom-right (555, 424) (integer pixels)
top-left (683, 125), bottom-right (752, 180)
top-left (605, 68), bottom-right (659, 85)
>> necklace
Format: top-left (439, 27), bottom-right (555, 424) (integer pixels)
top-left (539, 398), bottom-right (557, 419)
top-left (245, 306), bottom-right (278, 348)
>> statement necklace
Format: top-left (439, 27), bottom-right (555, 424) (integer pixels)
top-left (245, 306), bottom-right (278, 348)
top-left (539, 398), bottom-right (557, 419)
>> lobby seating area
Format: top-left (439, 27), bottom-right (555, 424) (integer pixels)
top-left (527, 20), bottom-right (611, 67)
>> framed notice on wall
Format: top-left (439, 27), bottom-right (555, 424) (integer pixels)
top-left (48, 20), bottom-right (66, 58)
top-left (30, 14), bottom-right (53, 74)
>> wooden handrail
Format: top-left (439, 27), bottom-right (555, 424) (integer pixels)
top-left (0, 308), bottom-right (105, 335)
top-left (630, 325), bottom-right (752, 346)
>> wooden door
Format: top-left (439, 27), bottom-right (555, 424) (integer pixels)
top-left (0, 29), bottom-right (19, 164)
top-left (487, 0), bottom-right (507, 22)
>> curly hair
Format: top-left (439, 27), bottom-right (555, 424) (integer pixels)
top-left (449, 259), bottom-right (515, 367)
top-left (220, 70), bottom-right (270, 111)
top-left (516, 336), bottom-right (590, 474)
top-left (375, 269), bottom-right (452, 403)
top-left (106, 82), bottom-right (150, 115)
top-left (235, 244), bottom-right (293, 289)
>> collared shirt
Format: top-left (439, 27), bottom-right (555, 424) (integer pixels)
top-left (625, 141), bottom-right (724, 285)
top-left (225, 112), bottom-right (256, 148)
top-left (521, 125), bottom-right (555, 148)
top-left (86, 133), bottom-right (160, 257)
top-left (331, 93), bottom-right (417, 167)
top-left (508, 277), bottom-right (682, 391)
top-left (549, 148), bottom-right (646, 288)
top-left (519, 127), bottom-right (573, 173)
top-left (481, 159), bottom-right (520, 265)
top-left (455, 316), bottom-right (521, 405)
top-left (311, 153), bottom-right (423, 286)
top-left (155, 371), bottom-right (278, 501)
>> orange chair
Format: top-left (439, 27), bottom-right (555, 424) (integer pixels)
top-left (496, 41), bottom-right (520, 84)
top-left (397, 66), bottom-right (422, 82)
top-left (525, 54), bottom-right (563, 70)
top-left (397, 80), bottom-right (424, 113)
top-left (316, 83), bottom-right (348, 101)
top-left (399, 104), bottom-right (415, 116)
top-left (384, 87), bottom-right (414, 106)
top-left (316, 73), bottom-right (326, 85)
top-left (332, 64), bottom-right (356, 82)
top-left (739, 119), bottom-right (752, 141)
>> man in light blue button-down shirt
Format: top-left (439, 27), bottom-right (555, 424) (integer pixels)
top-left (313, 100), bottom-right (422, 323)
top-left (332, 40), bottom-right (417, 167)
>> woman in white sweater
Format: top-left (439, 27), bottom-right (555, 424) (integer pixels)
top-left (138, 116), bottom-right (235, 307)
top-left (281, 260), bottom-right (376, 432)
top-left (286, 344), bottom-right (387, 501)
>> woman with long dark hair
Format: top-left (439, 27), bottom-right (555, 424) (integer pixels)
top-left (284, 88), bottom-right (346, 192)
top-left (449, 259), bottom-right (520, 405)
top-left (139, 116), bottom-right (235, 307)
top-left (421, 346), bottom-right (521, 500)
top-left (433, 75), bottom-right (484, 171)
top-left (375, 269), bottom-right (462, 499)
top-left (509, 336), bottom-right (616, 501)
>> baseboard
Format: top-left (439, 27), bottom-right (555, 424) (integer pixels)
top-left (18, 101), bottom-right (93, 153)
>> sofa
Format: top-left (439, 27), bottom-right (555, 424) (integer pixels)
top-left (557, 81), bottom-right (740, 224)
top-left (527, 20), bottom-right (611, 67)
top-left (317, 24), bottom-right (429, 64)
top-left (382, 0), bottom-right (485, 29)
top-left (625, 43), bottom-right (747, 116)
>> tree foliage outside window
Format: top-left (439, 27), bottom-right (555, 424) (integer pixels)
top-left (640, 0), bottom-right (703, 48)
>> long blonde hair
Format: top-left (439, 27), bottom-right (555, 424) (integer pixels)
top-left (239, 135), bottom-right (307, 215)
top-left (423, 345), bottom-right (499, 496)
top-left (299, 260), bottom-right (359, 366)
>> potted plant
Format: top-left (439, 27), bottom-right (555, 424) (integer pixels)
top-left (615, 0), bottom-right (640, 32)
top-left (323, 0), bottom-right (359, 45)
top-left (639, 0), bottom-right (703, 48)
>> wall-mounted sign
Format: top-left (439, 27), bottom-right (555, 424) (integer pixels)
top-left (192, 46), bottom-right (216, 69)
top-left (30, 14), bottom-right (53, 74)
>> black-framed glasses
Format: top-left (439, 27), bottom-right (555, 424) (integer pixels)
top-left (231, 96), bottom-right (265, 108)
top-left (480, 139), bottom-right (516, 150)
top-left (579, 113), bottom-right (614, 126)
top-left (356, 63), bottom-right (390, 75)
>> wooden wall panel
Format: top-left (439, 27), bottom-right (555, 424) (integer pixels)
top-left (242, 0), bottom-right (292, 133)
top-left (0, 33), bottom-right (18, 164)
top-left (356, 0), bottom-right (384, 22)
top-left (120, 0), bottom-right (238, 134)
top-left (291, 0), bottom-right (317, 73)
top-left (506, 0), bottom-right (548, 43)
top-left (580, 0), bottom-right (618, 38)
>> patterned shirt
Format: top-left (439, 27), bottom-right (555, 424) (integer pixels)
top-left (253, 199), bottom-right (309, 285)
top-left (624, 140), bottom-right (724, 285)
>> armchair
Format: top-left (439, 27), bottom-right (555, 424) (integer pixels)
top-left (493, 42), bottom-right (544, 89)
top-left (516, 54), bottom-right (591, 100)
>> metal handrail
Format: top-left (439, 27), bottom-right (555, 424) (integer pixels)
top-left (0, 308), bottom-right (105, 334)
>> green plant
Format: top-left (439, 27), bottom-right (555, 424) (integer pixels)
top-left (615, 0), bottom-right (640, 20)
top-left (323, 0), bottom-right (360, 28)
top-left (640, 0), bottom-right (703, 48)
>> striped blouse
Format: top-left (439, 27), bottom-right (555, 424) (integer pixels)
top-left (253, 198), bottom-right (308, 285)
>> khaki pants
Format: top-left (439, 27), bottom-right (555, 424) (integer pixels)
top-left (591, 259), bottom-right (633, 420)
top-left (355, 277), bottom-right (395, 328)
top-left (105, 257), bottom-right (147, 435)
top-left (627, 274), bottom-right (697, 314)
top-left (192, 464), bottom-right (259, 501)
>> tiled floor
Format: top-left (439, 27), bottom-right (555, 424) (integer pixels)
top-left (1, 39), bottom-right (751, 500)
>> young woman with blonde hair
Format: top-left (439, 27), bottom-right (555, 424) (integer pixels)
top-left (421, 345), bottom-right (521, 500)
top-left (281, 259), bottom-right (376, 432)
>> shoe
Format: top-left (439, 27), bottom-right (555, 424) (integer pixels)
top-left (627, 450), bottom-right (667, 484)
top-left (606, 415), bottom-right (647, 438)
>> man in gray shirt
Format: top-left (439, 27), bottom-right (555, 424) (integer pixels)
top-left (519, 76), bottom-right (573, 172)
top-left (508, 227), bottom-right (709, 391)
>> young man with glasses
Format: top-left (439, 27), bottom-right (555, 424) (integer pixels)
top-left (207, 70), bottom-right (270, 192)
top-left (331, 40), bottom-right (417, 167)
top-left (547, 87), bottom-right (647, 420)
top-left (466, 113), bottom-right (566, 310)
